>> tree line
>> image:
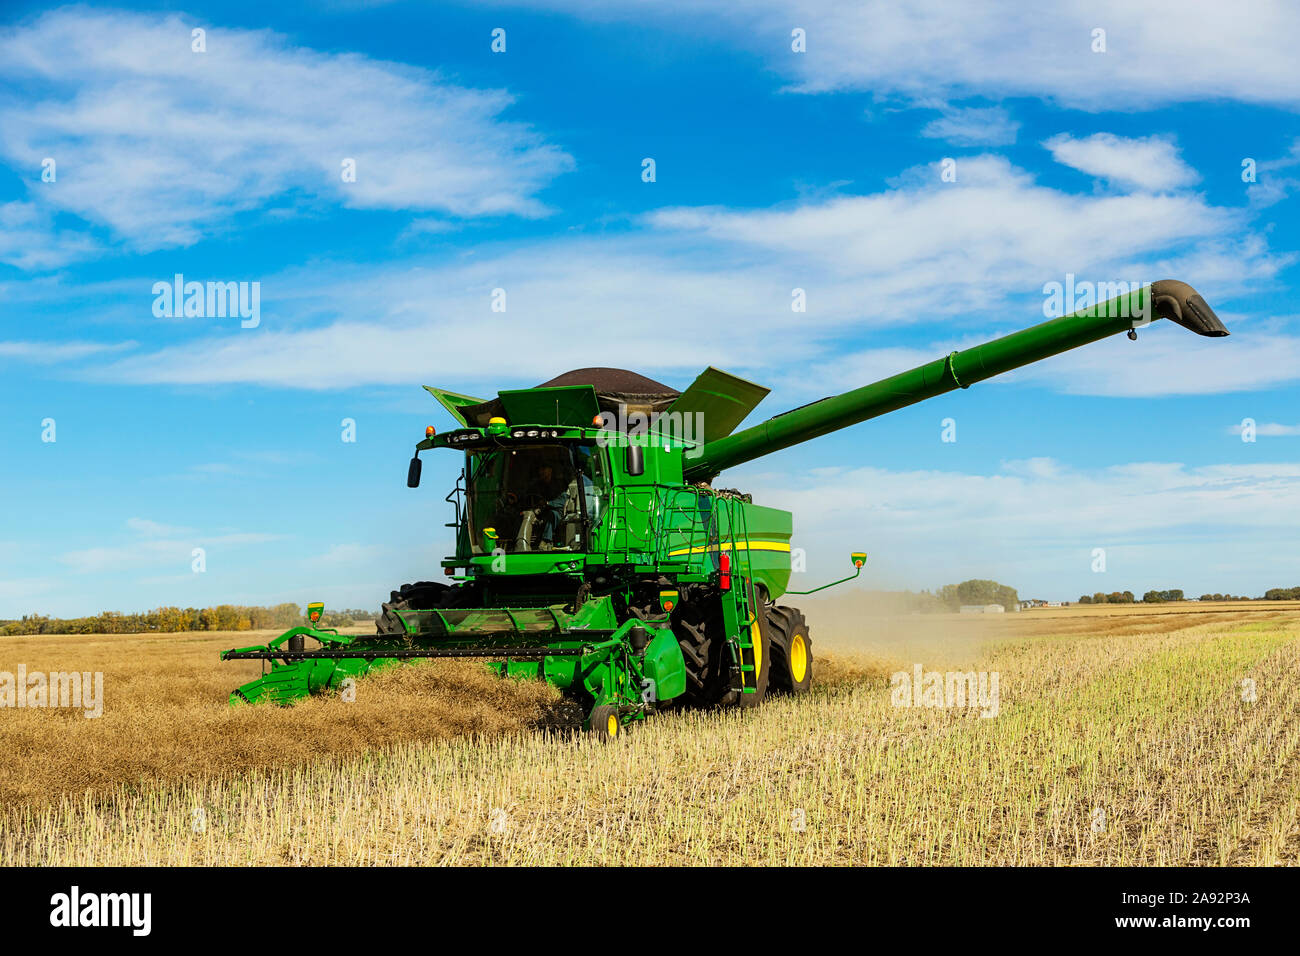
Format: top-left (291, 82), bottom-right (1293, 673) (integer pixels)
top-left (1080, 587), bottom-right (1300, 604)
top-left (937, 579), bottom-right (1020, 611)
top-left (0, 604), bottom-right (375, 637)
top-left (878, 579), bottom-right (1021, 613)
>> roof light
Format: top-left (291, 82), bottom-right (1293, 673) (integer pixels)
top-left (425, 426), bottom-right (436, 438)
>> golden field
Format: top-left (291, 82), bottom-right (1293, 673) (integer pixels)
top-left (2, 599), bottom-right (1298, 866)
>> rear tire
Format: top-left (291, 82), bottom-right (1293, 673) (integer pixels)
top-left (767, 605), bottom-right (812, 695)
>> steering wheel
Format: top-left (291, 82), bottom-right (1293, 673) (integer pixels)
top-left (497, 490), bottom-right (547, 513)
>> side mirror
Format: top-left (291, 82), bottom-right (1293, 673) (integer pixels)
top-left (407, 456), bottom-right (422, 488)
top-left (625, 443), bottom-right (644, 477)
top-left (851, 552), bottom-right (866, 568)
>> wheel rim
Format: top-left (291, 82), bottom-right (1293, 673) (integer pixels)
top-left (606, 713), bottom-right (619, 737)
top-left (750, 619), bottom-right (763, 679)
top-left (790, 632), bottom-right (808, 683)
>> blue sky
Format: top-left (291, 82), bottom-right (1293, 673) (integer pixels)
top-left (1, 0), bottom-right (1298, 616)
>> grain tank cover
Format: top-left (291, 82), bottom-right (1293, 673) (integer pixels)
top-left (446, 367), bottom-right (681, 427)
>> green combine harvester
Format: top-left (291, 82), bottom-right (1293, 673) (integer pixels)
top-left (223, 280), bottom-right (1228, 737)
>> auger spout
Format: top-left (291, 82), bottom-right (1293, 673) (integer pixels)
top-left (684, 280), bottom-right (1227, 481)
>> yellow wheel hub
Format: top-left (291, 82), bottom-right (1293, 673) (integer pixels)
top-left (790, 632), bottom-right (808, 683)
top-left (750, 620), bottom-right (763, 678)
top-left (606, 713), bottom-right (619, 737)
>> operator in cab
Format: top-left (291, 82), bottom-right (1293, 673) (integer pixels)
top-left (528, 462), bottom-right (570, 551)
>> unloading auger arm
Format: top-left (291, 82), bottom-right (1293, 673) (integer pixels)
top-left (684, 280), bottom-right (1227, 481)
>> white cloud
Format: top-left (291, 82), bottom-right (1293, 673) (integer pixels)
top-left (0, 8), bottom-right (572, 267)
top-left (644, 154), bottom-right (1272, 317)
top-left (125, 517), bottom-right (193, 536)
top-left (90, 246), bottom-right (807, 388)
top-left (1248, 139), bottom-right (1300, 207)
top-left (920, 105), bottom-right (1020, 146)
top-left (80, 151), bottom-right (1290, 396)
top-left (0, 576), bottom-right (60, 608)
top-left (1015, 327), bottom-right (1300, 397)
top-left (1044, 133), bottom-right (1199, 192)
top-left (741, 458), bottom-right (1300, 597)
top-left (0, 339), bottom-right (134, 363)
top-left (1230, 421), bottom-right (1300, 437)
top-left (399, 218), bottom-right (460, 240)
top-left (517, 0), bottom-right (1300, 109)
top-left (305, 543), bottom-right (383, 568)
top-left (58, 531), bottom-right (282, 573)
top-left (58, 539), bottom-right (196, 574)
top-left (0, 201), bottom-right (99, 270)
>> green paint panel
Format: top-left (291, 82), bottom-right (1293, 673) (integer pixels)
top-left (423, 385), bottom-right (487, 426)
top-left (642, 628), bottom-right (686, 701)
top-left (666, 366), bottom-right (770, 442)
top-left (499, 385), bottom-right (601, 427)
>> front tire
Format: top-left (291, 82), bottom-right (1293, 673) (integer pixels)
top-left (587, 704), bottom-right (621, 740)
top-left (671, 597), bottom-right (732, 708)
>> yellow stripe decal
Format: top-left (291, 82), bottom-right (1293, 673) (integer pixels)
top-left (666, 541), bottom-right (791, 557)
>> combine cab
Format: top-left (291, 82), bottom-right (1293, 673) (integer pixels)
top-left (224, 280), bottom-right (1228, 736)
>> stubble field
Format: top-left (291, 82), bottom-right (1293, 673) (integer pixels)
top-left (2, 600), bottom-right (1298, 866)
